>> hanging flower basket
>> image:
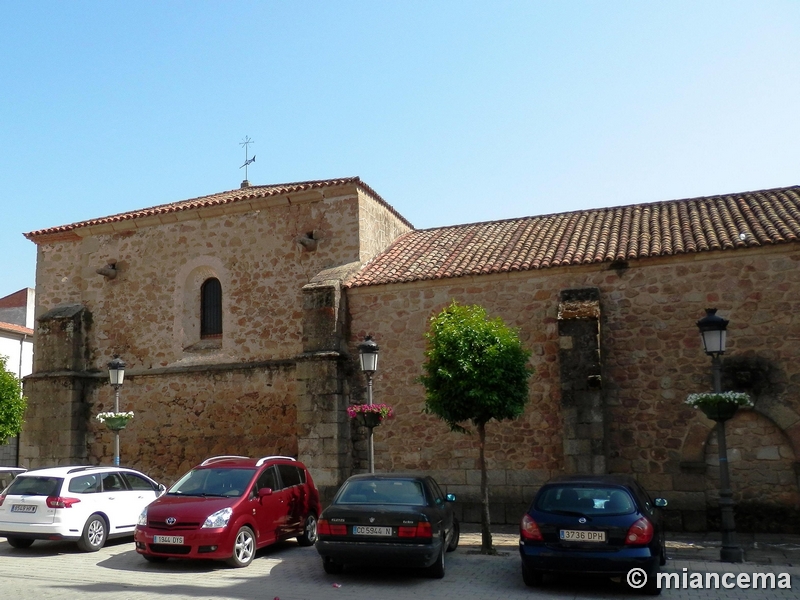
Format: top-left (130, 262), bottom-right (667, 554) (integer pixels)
top-left (347, 404), bottom-right (393, 428)
top-left (684, 392), bottom-right (752, 422)
top-left (96, 411), bottom-right (135, 432)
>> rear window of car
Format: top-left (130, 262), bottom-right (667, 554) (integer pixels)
top-left (169, 467), bottom-right (256, 497)
top-left (336, 479), bottom-right (426, 506)
top-left (6, 476), bottom-right (62, 497)
top-left (536, 485), bottom-right (635, 516)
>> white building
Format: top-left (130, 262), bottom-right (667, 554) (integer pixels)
top-left (0, 288), bottom-right (34, 465)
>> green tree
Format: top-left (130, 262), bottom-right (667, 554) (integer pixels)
top-left (0, 356), bottom-right (26, 444)
top-left (420, 301), bottom-right (532, 554)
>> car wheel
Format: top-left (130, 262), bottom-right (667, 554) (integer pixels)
top-left (446, 518), bottom-right (460, 552)
top-left (522, 564), bottom-right (544, 587)
top-left (322, 557), bottom-right (344, 574)
top-left (296, 514), bottom-right (317, 546)
top-left (142, 554), bottom-right (168, 563)
top-left (226, 526), bottom-right (256, 568)
top-left (427, 538), bottom-right (446, 579)
top-left (659, 535), bottom-right (667, 566)
top-left (6, 537), bottom-right (34, 549)
top-left (77, 514), bottom-right (108, 552)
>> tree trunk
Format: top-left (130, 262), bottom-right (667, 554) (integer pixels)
top-left (478, 421), bottom-right (495, 554)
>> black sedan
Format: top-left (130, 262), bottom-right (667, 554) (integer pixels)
top-left (519, 475), bottom-right (667, 595)
top-left (315, 473), bottom-right (459, 578)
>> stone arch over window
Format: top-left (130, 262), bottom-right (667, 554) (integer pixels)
top-left (201, 278), bottom-right (222, 338)
top-left (174, 257), bottom-right (228, 353)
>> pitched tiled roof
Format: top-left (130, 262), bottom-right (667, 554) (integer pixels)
top-left (0, 321), bottom-right (33, 337)
top-left (346, 185), bottom-right (800, 288)
top-left (24, 177), bottom-right (412, 240)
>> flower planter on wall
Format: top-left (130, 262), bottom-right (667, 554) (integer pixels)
top-left (355, 412), bottom-right (382, 428)
top-left (699, 401), bottom-right (740, 422)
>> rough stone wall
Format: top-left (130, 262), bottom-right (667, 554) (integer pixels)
top-left (85, 365), bottom-right (296, 485)
top-left (704, 410), bottom-right (800, 532)
top-left (345, 245), bottom-right (800, 525)
top-left (357, 190), bottom-right (413, 262)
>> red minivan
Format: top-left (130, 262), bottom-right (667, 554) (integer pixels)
top-left (134, 455), bottom-right (320, 567)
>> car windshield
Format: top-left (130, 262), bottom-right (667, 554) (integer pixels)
top-left (336, 479), bottom-right (426, 506)
top-left (536, 485), bottom-right (635, 516)
top-left (5, 476), bottom-right (62, 497)
top-left (169, 468), bottom-right (256, 497)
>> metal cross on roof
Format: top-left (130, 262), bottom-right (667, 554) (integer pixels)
top-left (239, 136), bottom-right (255, 184)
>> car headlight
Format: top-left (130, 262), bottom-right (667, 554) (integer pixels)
top-left (202, 507), bottom-right (233, 529)
top-left (137, 507), bottom-right (148, 526)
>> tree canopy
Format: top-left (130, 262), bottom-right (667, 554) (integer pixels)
top-left (0, 355), bottom-right (26, 444)
top-left (420, 301), bottom-right (532, 432)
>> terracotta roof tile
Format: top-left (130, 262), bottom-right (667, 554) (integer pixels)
top-left (346, 185), bottom-right (800, 288)
top-left (25, 177), bottom-right (412, 240)
top-left (0, 321), bottom-right (33, 337)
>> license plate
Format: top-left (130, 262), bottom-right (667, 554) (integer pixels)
top-left (153, 535), bottom-right (184, 544)
top-left (10, 505), bottom-right (36, 513)
top-left (353, 526), bottom-right (392, 536)
top-left (560, 529), bottom-right (606, 542)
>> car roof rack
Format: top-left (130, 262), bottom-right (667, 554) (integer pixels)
top-left (67, 466), bottom-right (107, 474)
top-left (255, 455), bottom-right (297, 467)
top-left (200, 455), bottom-right (250, 466)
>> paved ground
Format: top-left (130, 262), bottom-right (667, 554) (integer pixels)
top-left (0, 526), bottom-right (798, 599)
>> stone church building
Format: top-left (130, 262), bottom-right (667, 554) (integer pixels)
top-left (21, 177), bottom-right (800, 531)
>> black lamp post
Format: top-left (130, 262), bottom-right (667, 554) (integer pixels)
top-left (358, 336), bottom-right (379, 474)
top-left (696, 309), bottom-right (743, 563)
top-left (107, 356), bottom-right (126, 467)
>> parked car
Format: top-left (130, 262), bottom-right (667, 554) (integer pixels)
top-left (0, 467), bottom-right (26, 492)
top-left (519, 475), bottom-right (667, 595)
top-left (315, 473), bottom-right (459, 578)
top-left (134, 455), bottom-right (320, 568)
top-left (0, 465), bottom-right (164, 552)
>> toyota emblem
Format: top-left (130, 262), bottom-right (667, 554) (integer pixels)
top-left (166, 517), bottom-right (177, 526)
top-left (578, 517), bottom-right (587, 524)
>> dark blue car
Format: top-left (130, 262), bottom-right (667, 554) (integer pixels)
top-left (519, 475), bottom-right (667, 595)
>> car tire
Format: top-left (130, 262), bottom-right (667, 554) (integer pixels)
top-left (659, 536), bottom-right (667, 566)
top-left (322, 557), bottom-right (344, 574)
top-left (427, 538), bottom-right (446, 579)
top-left (6, 537), bottom-right (34, 549)
top-left (77, 514), bottom-right (108, 552)
top-left (522, 564), bottom-right (544, 587)
top-left (142, 554), bottom-right (168, 563)
top-left (446, 518), bottom-right (460, 552)
top-left (296, 514), bottom-right (318, 546)
top-left (226, 525), bottom-right (256, 568)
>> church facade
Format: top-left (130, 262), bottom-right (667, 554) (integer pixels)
top-left (21, 178), bottom-right (800, 531)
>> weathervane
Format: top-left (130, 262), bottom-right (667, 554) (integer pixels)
top-left (239, 136), bottom-right (255, 185)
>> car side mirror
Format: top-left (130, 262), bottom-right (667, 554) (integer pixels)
top-left (157, 483), bottom-right (167, 496)
top-left (258, 487), bottom-right (273, 498)
top-left (446, 493), bottom-right (456, 502)
top-left (654, 498), bottom-right (668, 508)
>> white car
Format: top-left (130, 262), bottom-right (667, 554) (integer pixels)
top-left (0, 465), bottom-right (164, 552)
top-left (0, 467), bottom-right (26, 492)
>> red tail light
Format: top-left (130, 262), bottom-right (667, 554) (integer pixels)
top-left (46, 496), bottom-right (81, 509)
top-left (398, 521), bottom-right (432, 538)
top-left (0, 495), bottom-right (5, 507)
top-left (625, 517), bottom-right (654, 545)
top-left (520, 514), bottom-right (543, 541)
top-left (317, 519), bottom-right (346, 535)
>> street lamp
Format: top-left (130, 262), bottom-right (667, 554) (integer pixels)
top-left (107, 356), bottom-right (126, 467)
top-left (358, 335), bottom-right (379, 473)
top-left (696, 308), bottom-right (743, 563)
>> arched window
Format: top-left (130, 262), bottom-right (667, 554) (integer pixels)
top-left (201, 278), bottom-right (222, 338)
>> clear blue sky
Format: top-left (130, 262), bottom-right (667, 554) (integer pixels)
top-left (2, 1), bottom-right (799, 295)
